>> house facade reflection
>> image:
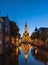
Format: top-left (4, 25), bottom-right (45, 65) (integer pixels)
top-left (31, 48), bottom-right (48, 65)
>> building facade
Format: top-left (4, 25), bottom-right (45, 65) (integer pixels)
top-left (0, 16), bottom-right (10, 54)
top-left (21, 23), bottom-right (32, 43)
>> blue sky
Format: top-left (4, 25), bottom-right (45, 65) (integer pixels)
top-left (0, 0), bottom-right (48, 35)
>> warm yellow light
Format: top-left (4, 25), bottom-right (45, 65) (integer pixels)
top-left (35, 49), bottom-right (38, 54)
top-left (24, 54), bottom-right (28, 59)
top-left (11, 37), bottom-right (14, 44)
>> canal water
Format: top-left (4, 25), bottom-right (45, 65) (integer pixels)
top-left (18, 47), bottom-right (48, 65)
top-left (0, 47), bottom-right (48, 65)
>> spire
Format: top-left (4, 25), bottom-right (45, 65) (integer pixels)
top-left (25, 22), bottom-right (27, 28)
top-left (24, 22), bottom-right (28, 33)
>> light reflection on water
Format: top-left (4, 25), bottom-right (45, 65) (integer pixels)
top-left (18, 47), bottom-right (48, 65)
top-left (0, 46), bottom-right (48, 65)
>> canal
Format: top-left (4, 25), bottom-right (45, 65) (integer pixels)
top-left (19, 47), bottom-right (48, 65)
top-left (0, 46), bottom-right (48, 65)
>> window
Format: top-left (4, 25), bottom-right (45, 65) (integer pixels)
top-left (0, 38), bottom-right (2, 44)
top-left (0, 40), bottom-right (2, 44)
top-left (5, 21), bottom-right (9, 27)
top-left (0, 23), bottom-right (2, 29)
top-left (5, 36), bottom-right (9, 43)
top-left (5, 27), bottom-right (8, 32)
top-left (5, 21), bottom-right (10, 33)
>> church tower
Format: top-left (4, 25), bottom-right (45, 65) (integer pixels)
top-left (24, 22), bottom-right (28, 33)
top-left (21, 22), bottom-right (30, 42)
top-left (23, 22), bottom-right (29, 36)
top-left (21, 22), bottom-right (32, 45)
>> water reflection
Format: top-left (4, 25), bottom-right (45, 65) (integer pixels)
top-left (0, 46), bottom-right (48, 65)
top-left (19, 46), bottom-right (48, 65)
top-left (0, 47), bottom-right (21, 65)
top-left (22, 44), bottom-right (29, 60)
top-left (31, 48), bottom-right (48, 65)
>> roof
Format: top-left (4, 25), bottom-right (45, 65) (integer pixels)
top-left (0, 16), bottom-right (8, 21)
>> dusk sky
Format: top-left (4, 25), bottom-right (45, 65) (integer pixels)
top-left (0, 0), bottom-right (48, 35)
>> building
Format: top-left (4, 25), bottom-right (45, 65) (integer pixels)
top-left (0, 16), bottom-right (10, 54)
top-left (21, 22), bottom-right (32, 44)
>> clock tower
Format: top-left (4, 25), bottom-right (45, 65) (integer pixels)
top-left (21, 22), bottom-right (32, 43)
top-left (24, 22), bottom-right (29, 36)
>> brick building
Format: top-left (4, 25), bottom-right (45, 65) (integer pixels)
top-left (0, 16), bottom-right (10, 54)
